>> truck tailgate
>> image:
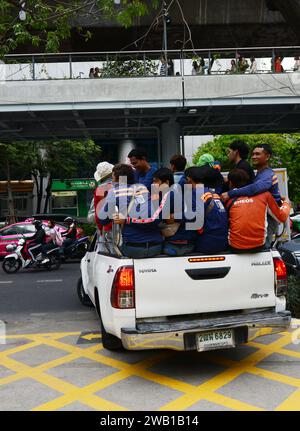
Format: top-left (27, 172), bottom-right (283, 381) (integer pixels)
top-left (134, 252), bottom-right (276, 318)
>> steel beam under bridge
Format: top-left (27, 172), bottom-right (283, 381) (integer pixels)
top-left (1, 74), bottom-right (300, 163)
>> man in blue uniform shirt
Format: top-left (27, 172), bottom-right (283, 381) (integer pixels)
top-left (128, 148), bottom-right (156, 191)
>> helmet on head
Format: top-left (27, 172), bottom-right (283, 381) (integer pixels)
top-left (32, 220), bottom-right (42, 229)
top-left (64, 217), bottom-right (74, 225)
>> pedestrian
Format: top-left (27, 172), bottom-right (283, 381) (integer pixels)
top-left (237, 57), bottom-right (249, 73)
top-left (192, 60), bottom-right (200, 76)
top-left (160, 55), bottom-right (167, 76)
top-left (167, 58), bottom-right (174, 76)
top-left (89, 68), bottom-right (95, 78)
top-left (274, 56), bottom-right (284, 73)
top-left (294, 56), bottom-right (300, 72)
top-left (94, 67), bottom-right (101, 78)
top-left (127, 148), bottom-right (156, 191)
top-left (249, 57), bottom-right (257, 73)
top-left (228, 59), bottom-right (237, 74)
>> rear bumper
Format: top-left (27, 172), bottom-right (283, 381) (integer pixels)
top-left (121, 310), bottom-right (291, 351)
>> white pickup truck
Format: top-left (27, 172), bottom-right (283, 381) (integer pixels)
top-left (78, 233), bottom-right (291, 352)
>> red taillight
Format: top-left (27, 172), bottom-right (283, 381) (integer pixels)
top-left (111, 266), bottom-right (135, 309)
top-left (273, 257), bottom-right (287, 296)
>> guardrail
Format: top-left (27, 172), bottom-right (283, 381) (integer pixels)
top-left (2, 46), bottom-right (300, 81)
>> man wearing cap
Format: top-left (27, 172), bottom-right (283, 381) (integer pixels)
top-left (197, 153), bottom-right (224, 195)
top-left (87, 162), bottom-right (114, 232)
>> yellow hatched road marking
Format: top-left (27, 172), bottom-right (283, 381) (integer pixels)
top-left (275, 389), bottom-right (300, 411)
top-left (0, 323), bottom-right (300, 411)
top-left (159, 330), bottom-right (298, 411)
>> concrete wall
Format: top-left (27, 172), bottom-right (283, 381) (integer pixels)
top-left (1, 73), bottom-right (300, 111)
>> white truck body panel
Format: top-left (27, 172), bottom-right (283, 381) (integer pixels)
top-left (80, 239), bottom-right (291, 351)
top-left (134, 252), bottom-right (275, 318)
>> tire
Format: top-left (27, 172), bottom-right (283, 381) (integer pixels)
top-left (77, 277), bottom-right (93, 307)
top-left (2, 257), bottom-right (21, 274)
top-left (101, 323), bottom-right (124, 351)
top-left (50, 253), bottom-right (61, 270)
top-left (94, 288), bottom-right (123, 351)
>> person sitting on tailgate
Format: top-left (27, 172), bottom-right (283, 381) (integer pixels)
top-left (151, 168), bottom-right (195, 256)
top-left (185, 166), bottom-right (228, 254)
top-left (99, 164), bottom-right (163, 259)
top-left (226, 169), bottom-right (290, 251)
top-left (196, 153), bottom-right (224, 195)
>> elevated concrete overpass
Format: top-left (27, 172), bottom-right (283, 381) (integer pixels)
top-left (1, 73), bottom-right (300, 164)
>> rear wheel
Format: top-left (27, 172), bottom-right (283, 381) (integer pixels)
top-left (101, 322), bottom-right (124, 351)
top-left (77, 277), bottom-right (93, 307)
top-left (2, 257), bottom-right (21, 274)
top-left (94, 288), bottom-right (123, 350)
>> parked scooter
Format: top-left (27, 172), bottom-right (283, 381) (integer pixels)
top-left (2, 237), bottom-right (61, 273)
top-left (60, 236), bottom-right (90, 261)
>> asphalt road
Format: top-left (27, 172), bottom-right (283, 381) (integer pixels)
top-left (0, 262), bottom-right (300, 412)
top-left (0, 262), bottom-right (99, 334)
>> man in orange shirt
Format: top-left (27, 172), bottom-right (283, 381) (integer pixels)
top-left (226, 169), bottom-right (290, 251)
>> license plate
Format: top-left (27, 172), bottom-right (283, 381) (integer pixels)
top-left (196, 329), bottom-right (235, 352)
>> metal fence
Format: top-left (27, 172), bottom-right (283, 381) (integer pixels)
top-left (2, 46), bottom-right (300, 81)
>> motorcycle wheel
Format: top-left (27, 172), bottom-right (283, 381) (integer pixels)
top-left (2, 258), bottom-right (21, 274)
top-left (76, 242), bottom-right (89, 259)
top-left (46, 254), bottom-right (61, 271)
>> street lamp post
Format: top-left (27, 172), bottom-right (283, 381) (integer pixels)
top-left (162, 1), bottom-right (171, 76)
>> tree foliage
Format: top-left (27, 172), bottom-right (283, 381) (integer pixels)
top-left (193, 134), bottom-right (300, 204)
top-left (0, 139), bottom-right (101, 215)
top-left (101, 57), bottom-right (158, 77)
top-left (0, 0), bottom-right (159, 56)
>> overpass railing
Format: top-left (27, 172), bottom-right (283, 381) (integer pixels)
top-left (1, 46), bottom-right (300, 81)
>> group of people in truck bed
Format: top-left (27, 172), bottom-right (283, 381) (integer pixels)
top-left (89, 142), bottom-right (290, 258)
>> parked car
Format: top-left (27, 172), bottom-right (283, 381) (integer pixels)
top-left (0, 221), bottom-right (82, 258)
top-left (278, 234), bottom-right (300, 277)
top-left (78, 233), bottom-right (290, 352)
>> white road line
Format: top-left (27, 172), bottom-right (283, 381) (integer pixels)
top-left (0, 281), bottom-right (13, 284)
top-left (36, 279), bottom-right (63, 283)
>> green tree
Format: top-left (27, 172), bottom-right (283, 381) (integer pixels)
top-left (41, 139), bottom-right (101, 213)
top-left (0, 142), bottom-right (34, 223)
top-left (193, 134), bottom-right (300, 204)
top-left (0, 0), bottom-right (158, 57)
top-left (0, 140), bottom-right (101, 217)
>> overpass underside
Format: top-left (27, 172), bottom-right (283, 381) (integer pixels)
top-left (1, 74), bottom-right (300, 162)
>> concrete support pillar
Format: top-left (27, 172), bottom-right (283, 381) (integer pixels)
top-left (118, 139), bottom-right (136, 163)
top-left (161, 120), bottom-right (181, 167)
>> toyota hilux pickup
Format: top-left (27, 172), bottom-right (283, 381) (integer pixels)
top-left (78, 233), bottom-right (291, 352)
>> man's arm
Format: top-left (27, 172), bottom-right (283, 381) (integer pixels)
top-left (227, 172), bottom-right (273, 199)
top-left (266, 193), bottom-right (290, 223)
top-left (98, 190), bottom-right (116, 226)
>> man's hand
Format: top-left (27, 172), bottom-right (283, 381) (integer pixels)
top-left (221, 192), bottom-right (230, 202)
top-left (112, 213), bottom-right (126, 225)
